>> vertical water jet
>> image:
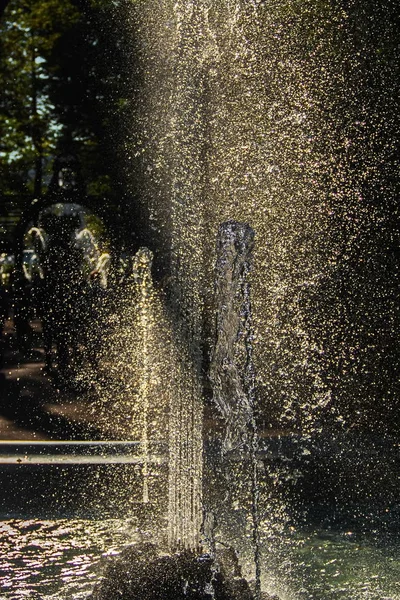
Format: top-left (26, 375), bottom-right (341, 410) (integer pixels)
top-left (132, 247), bottom-right (154, 504)
top-left (208, 220), bottom-right (261, 598)
top-left (210, 221), bottom-right (256, 450)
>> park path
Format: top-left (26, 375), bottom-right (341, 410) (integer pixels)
top-left (0, 317), bottom-right (110, 441)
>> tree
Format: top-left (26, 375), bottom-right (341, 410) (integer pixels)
top-left (0, 0), bottom-right (142, 254)
top-left (0, 0), bottom-right (83, 198)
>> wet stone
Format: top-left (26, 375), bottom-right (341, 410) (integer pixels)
top-left (88, 542), bottom-right (256, 600)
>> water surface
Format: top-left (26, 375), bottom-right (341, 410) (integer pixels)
top-left (1, 516), bottom-right (399, 599)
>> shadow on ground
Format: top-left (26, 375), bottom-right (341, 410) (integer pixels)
top-left (0, 318), bottom-right (107, 440)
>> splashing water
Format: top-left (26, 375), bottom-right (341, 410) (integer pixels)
top-left (104, 0), bottom-right (400, 595)
top-left (121, 0), bottom-right (399, 437)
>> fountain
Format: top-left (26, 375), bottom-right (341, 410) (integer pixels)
top-left (0, 0), bottom-right (399, 598)
top-left (89, 222), bottom-right (262, 599)
top-left (90, 0), bottom-right (398, 597)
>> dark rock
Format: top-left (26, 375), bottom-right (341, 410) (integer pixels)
top-left (88, 542), bottom-right (255, 600)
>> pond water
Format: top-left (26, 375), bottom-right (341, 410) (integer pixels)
top-left (0, 518), bottom-right (133, 600)
top-left (1, 516), bottom-right (399, 599)
top-left (261, 527), bottom-right (400, 600)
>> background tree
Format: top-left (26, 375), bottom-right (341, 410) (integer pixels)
top-left (0, 0), bottom-right (81, 198)
top-left (0, 0), bottom-right (141, 249)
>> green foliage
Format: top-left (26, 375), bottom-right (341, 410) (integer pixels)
top-left (0, 0), bottom-right (133, 202)
top-left (0, 0), bottom-right (81, 196)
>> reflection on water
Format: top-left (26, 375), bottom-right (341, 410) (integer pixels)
top-left (263, 528), bottom-right (400, 600)
top-left (0, 518), bottom-right (136, 600)
top-left (0, 517), bottom-right (399, 599)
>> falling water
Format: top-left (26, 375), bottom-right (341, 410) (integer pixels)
top-left (129, 245), bottom-right (203, 536)
top-left (126, 0), bottom-right (337, 441)
top-left (108, 0), bottom-right (400, 595)
top-left (86, 241), bottom-right (204, 550)
top-left (121, 0), bottom-right (399, 437)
